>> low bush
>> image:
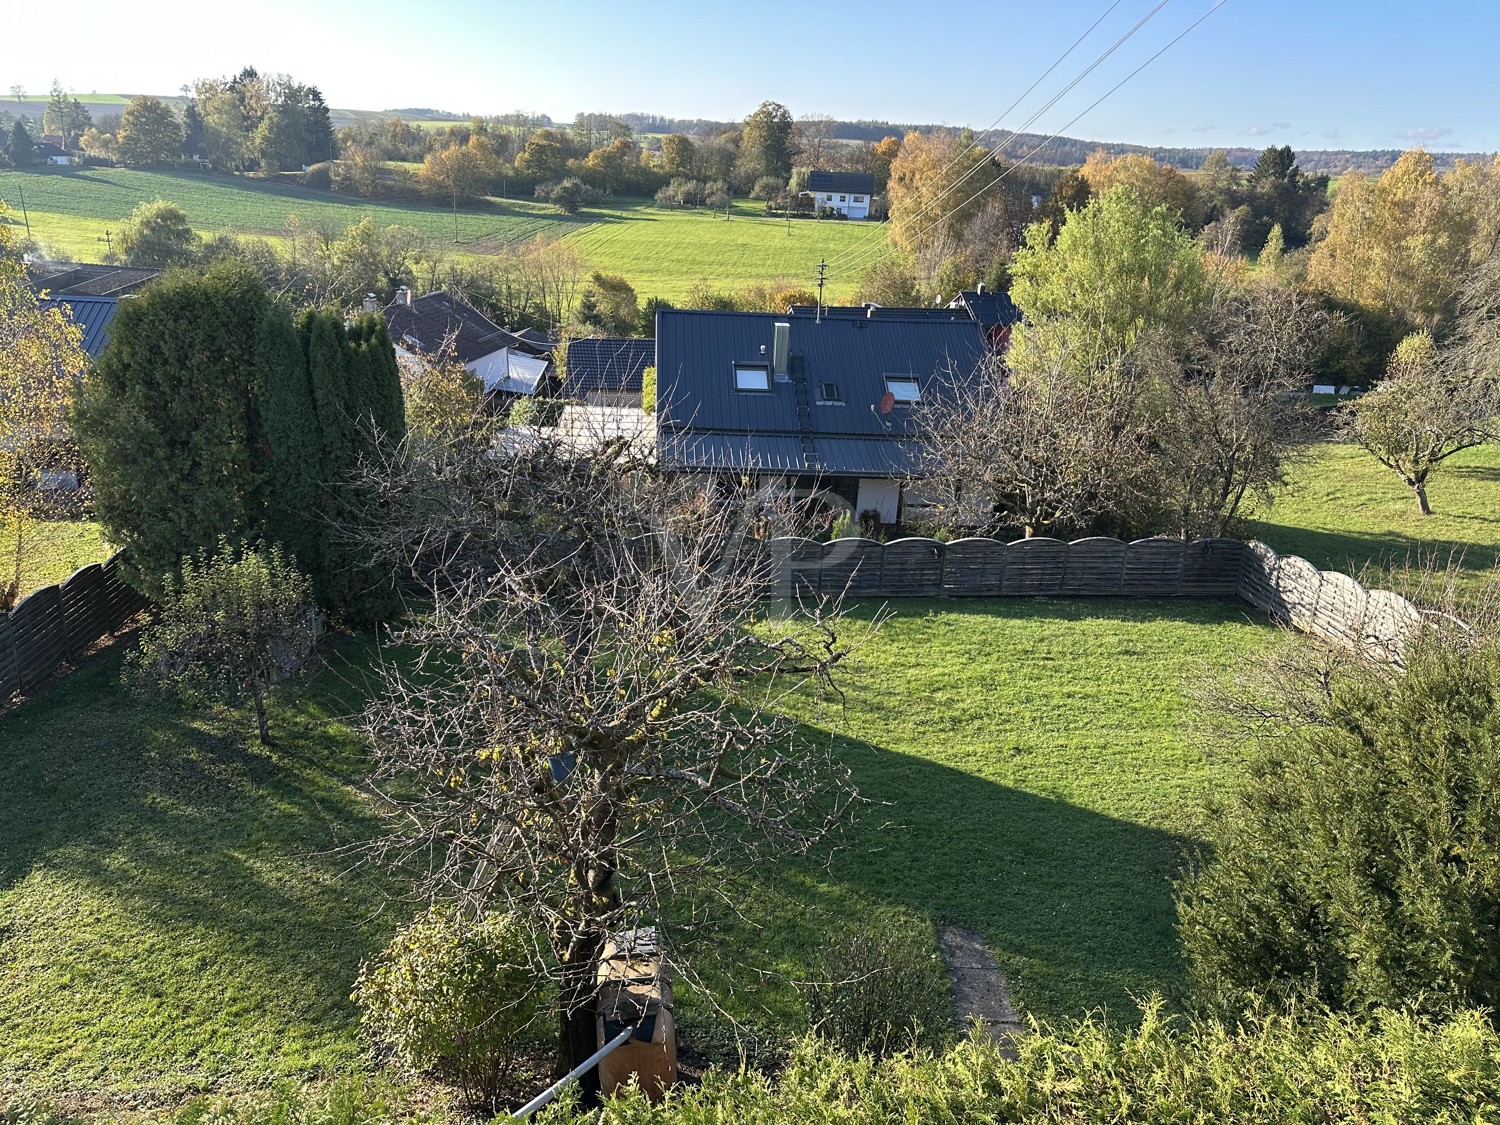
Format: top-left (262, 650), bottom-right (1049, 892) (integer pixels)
top-left (302, 161), bottom-right (333, 190)
top-left (803, 918), bottom-right (953, 1056)
top-left (507, 395), bottom-right (566, 427)
top-left (352, 908), bottom-right (551, 1107)
top-left (589, 1004), bottom-right (1500, 1124)
top-left (1177, 632), bottom-right (1500, 1019)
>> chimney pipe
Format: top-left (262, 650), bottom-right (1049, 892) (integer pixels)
top-left (395, 285), bottom-right (412, 307)
top-left (772, 322), bottom-right (790, 377)
top-left (362, 292), bottom-right (378, 313)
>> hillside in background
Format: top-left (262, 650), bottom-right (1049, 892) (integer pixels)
top-left (4, 94), bottom-right (1491, 176)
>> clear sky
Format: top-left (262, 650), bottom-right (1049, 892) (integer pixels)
top-left (6, 0), bottom-right (1497, 153)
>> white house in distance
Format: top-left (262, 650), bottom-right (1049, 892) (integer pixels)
top-left (380, 288), bottom-right (555, 406)
top-left (805, 171), bottom-right (874, 219)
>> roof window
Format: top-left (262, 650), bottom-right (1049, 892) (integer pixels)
top-left (884, 375), bottom-right (922, 404)
top-left (734, 364), bottom-right (770, 392)
top-left (819, 381), bottom-right (842, 403)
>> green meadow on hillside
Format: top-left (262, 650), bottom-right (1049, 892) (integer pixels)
top-left (0, 169), bottom-right (871, 302)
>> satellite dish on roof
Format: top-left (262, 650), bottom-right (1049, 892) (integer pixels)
top-left (878, 391), bottom-right (895, 414)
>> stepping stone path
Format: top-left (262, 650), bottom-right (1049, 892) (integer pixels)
top-left (937, 925), bottom-right (1023, 1050)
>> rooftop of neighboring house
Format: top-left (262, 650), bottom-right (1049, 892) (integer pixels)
top-left (654, 309), bottom-right (987, 477)
top-left (805, 170), bottom-right (876, 195)
top-left (786, 303), bottom-right (972, 322)
top-left (563, 337), bottom-right (655, 396)
top-left (947, 285), bottom-right (1023, 329)
top-left (38, 294), bottom-right (118, 357)
top-left (381, 289), bottom-right (552, 364)
top-left (27, 261), bottom-right (161, 297)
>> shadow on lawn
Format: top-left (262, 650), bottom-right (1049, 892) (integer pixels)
top-left (0, 639), bottom-right (401, 1050)
top-left (1248, 521), bottom-right (1500, 579)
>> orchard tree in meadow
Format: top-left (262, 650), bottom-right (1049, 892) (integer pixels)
top-left (658, 132), bottom-right (695, 177)
top-left (116, 95), bottom-right (184, 165)
top-left (115, 198), bottom-right (200, 266)
top-left (1344, 331), bottom-right (1494, 514)
top-left (1009, 185), bottom-right (1207, 377)
top-left (736, 100), bottom-right (796, 187)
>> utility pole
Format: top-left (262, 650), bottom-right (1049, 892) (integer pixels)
top-left (815, 259), bottom-right (827, 322)
top-left (452, 181), bottom-right (459, 243)
top-left (97, 229), bottom-right (112, 260)
top-left (15, 180), bottom-right (32, 240)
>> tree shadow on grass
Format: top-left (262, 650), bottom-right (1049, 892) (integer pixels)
top-left (1247, 521), bottom-right (1500, 580)
top-left (0, 638), bottom-right (402, 1088)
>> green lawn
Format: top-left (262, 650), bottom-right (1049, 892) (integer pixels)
top-left (563, 200), bottom-right (873, 302)
top-left (1, 519), bottom-right (112, 599)
top-left (0, 169), bottom-right (872, 303)
top-left (1248, 442), bottom-right (1500, 585)
top-left (0, 596), bottom-right (1270, 1101)
top-left (0, 167), bottom-right (564, 261)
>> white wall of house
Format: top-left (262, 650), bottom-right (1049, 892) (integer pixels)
top-left (815, 190), bottom-right (871, 220)
top-left (45, 154), bottom-right (70, 166)
top-left (855, 478), bottom-right (901, 524)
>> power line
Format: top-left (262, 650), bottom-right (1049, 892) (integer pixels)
top-left (830, 0), bottom-right (1231, 284)
top-left (821, 0), bottom-right (1170, 273)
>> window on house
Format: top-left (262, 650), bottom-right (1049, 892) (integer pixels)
top-left (734, 365), bottom-right (770, 392)
top-left (825, 193), bottom-right (834, 201)
top-left (853, 195), bottom-right (865, 203)
top-left (839, 194), bottom-right (847, 202)
top-left (819, 381), bottom-right (842, 402)
top-left (884, 375), bottom-right (922, 404)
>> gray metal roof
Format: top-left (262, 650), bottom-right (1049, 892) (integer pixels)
top-left (655, 310), bottom-right (985, 477)
top-left (39, 294), bottom-right (118, 357)
top-left (564, 337), bottom-right (654, 395)
top-left (786, 304), bottom-right (970, 321)
top-left (806, 171), bottom-right (875, 195)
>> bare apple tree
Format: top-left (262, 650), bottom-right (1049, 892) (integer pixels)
top-left (347, 421), bottom-right (861, 1084)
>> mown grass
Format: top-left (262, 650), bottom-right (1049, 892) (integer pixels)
top-left (0, 637), bottom-right (399, 1097)
top-left (1248, 442), bottom-right (1500, 585)
top-left (0, 169), bottom-right (872, 303)
top-left (562, 200), bottom-right (872, 302)
top-left (0, 519), bottom-right (111, 599)
top-left (0, 597), bottom-right (1269, 1101)
top-left (0, 167), bottom-right (564, 261)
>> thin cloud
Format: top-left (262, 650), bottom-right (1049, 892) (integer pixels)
top-left (1322, 128), bottom-right (1343, 141)
top-left (1398, 126), bottom-right (1452, 143)
top-left (1187, 122), bottom-right (1216, 132)
top-left (1241, 121), bottom-right (1290, 136)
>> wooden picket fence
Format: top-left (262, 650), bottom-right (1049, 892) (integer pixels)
top-left (0, 552), bottom-right (149, 700)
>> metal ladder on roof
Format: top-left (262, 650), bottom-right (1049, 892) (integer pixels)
top-left (790, 356), bottom-right (819, 471)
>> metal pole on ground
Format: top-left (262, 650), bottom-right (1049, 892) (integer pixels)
top-left (510, 1023), bottom-right (636, 1120)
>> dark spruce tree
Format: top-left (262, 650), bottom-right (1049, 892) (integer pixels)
top-left (255, 306), bottom-right (325, 581)
top-left (74, 260), bottom-right (270, 597)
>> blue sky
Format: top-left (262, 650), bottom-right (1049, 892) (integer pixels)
top-left (10, 0), bottom-right (1498, 152)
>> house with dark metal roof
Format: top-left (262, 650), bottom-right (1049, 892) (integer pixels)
top-left (382, 288), bottom-right (554, 401)
top-left (38, 295), bottom-right (119, 357)
top-left (563, 337), bottom-right (654, 406)
top-left (786, 303), bottom-right (971, 322)
top-left (946, 284), bottom-right (1023, 350)
top-left (654, 309), bottom-right (986, 524)
top-left (805, 170), bottom-right (876, 219)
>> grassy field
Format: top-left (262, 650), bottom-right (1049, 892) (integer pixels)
top-left (563, 200), bottom-right (873, 301)
top-left (1, 519), bottom-right (112, 599)
top-left (0, 169), bottom-right (872, 303)
top-left (1248, 442), bottom-right (1500, 584)
top-left (0, 597), bottom-right (1269, 1100)
top-left (0, 167), bottom-right (565, 261)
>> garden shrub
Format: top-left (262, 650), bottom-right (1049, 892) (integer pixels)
top-left (301, 161), bottom-right (333, 190)
top-left (352, 908), bottom-right (551, 1106)
top-left (803, 918), bottom-right (953, 1057)
top-left (587, 1003), bottom-right (1500, 1124)
top-left (1178, 633), bottom-right (1500, 1019)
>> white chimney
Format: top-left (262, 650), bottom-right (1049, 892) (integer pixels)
top-left (394, 285), bottom-right (413, 307)
top-left (772, 321), bottom-right (790, 377)
top-left (362, 293), bottom-right (378, 313)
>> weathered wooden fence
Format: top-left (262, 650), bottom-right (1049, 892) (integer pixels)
top-left (0, 552), bottom-right (149, 700)
top-left (762, 535), bottom-right (1246, 599)
top-left (763, 534), bottom-right (1426, 657)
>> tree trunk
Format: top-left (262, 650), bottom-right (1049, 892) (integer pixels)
top-left (1413, 482), bottom-right (1432, 515)
top-left (557, 930), bottom-right (605, 1104)
top-left (251, 679), bottom-right (271, 745)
